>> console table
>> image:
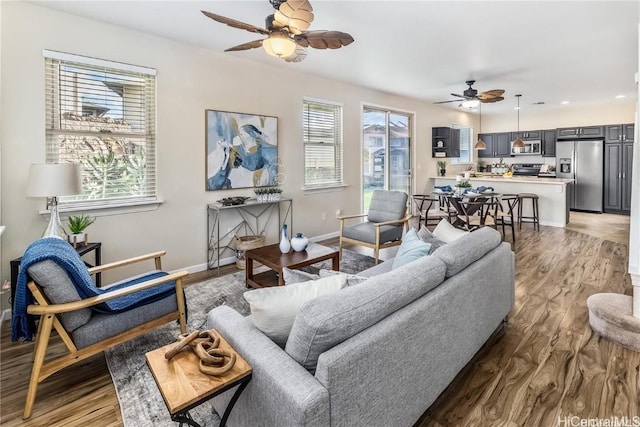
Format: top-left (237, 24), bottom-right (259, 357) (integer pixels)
top-left (207, 198), bottom-right (292, 273)
top-left (9, 241), bottom-right (102, 309)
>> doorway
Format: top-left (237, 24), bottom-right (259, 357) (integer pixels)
top-left (362, 107), bottom-right (412, 211)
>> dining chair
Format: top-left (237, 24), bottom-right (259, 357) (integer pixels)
top-left (495, 194), bottom-right (519, 242)
top-left (412, 194), bottom-right (449, 229)
top-left (450, 195), bottom-right (498, 231)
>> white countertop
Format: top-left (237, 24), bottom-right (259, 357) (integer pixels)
top-left (432, 175), bottom-right (573, 185)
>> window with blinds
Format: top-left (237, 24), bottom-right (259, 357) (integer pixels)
top-left (43, 50), bottom-right (157, 209)
top-left (303, 98), bottom-right (344, 189)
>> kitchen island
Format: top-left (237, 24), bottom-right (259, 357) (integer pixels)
top-left (429, 175), bottom-right (574, 228)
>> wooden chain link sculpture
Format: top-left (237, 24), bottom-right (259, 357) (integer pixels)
top-left (164, 329), bottom-right (236, 376)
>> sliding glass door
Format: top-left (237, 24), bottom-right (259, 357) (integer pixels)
top-left (362, 107), bottom-right (412, 211)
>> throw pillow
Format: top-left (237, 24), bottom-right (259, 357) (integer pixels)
top-left (318, 269), bottom-right (369, 287)
top-left (243, 274), bottom-right (348, 346)
top-left (391, 228), bottom-right (431, 270)
top-left (432, 219), bottom-right (469, 243)
top-left (417, 225), bottom-right (447, 254)
top-left (282, 267), bottom-right (320, 284)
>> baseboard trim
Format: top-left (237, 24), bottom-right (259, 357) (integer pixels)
top-left (310, 231), bottom-right (340, 242)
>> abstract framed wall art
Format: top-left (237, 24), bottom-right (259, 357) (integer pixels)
top-left (205, 110), bottom-right (279, 190)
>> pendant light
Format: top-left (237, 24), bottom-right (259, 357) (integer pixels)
top-left (474, 103), bottom-right (486, 150)
top-left (512, 94), bottom-right (525, 149)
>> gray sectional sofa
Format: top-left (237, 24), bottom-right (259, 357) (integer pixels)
top-left (206, 227), bottom-right (515, 427)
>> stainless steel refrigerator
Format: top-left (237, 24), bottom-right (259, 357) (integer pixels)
top-left (556, 140), bottom-right (604, 212)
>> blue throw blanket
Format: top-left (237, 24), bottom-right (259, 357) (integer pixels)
top-left (434, 185), bottom-right (453, 192)
top-left (12, 237), bottom-right (179, 342)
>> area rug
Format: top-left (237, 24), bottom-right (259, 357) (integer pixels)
top-left (105, 248), bottom-right (377, 427)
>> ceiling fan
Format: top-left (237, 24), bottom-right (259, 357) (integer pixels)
top-left (434, 80), bottom-right (505, 107)
top-left (201, 0), bottom-right (354, 63)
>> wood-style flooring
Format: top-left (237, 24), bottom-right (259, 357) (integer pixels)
top-left (1, 213), bottom-right (638, 426)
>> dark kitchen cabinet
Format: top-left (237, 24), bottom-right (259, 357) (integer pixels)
top-left (605, 123), bottom-right (634, 143)
top-left (511, 130), bottom-right (541, 140)
top-left (557, 126), bottom-right (604, 139)
top-left (541, 129), bottom-right (556, 157)
top-left (604, 141), bottom-right (633, 214)
top-left (477, 133), bottom-right (494, 158)
top-left (476, 132), bottom-right (510, 158)
top-left (432, 127), bottom-right (460, 158)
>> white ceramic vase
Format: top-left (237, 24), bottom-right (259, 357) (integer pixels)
top-left (279, 224), bottom-right (291, 253)
top-left (291, 233), bottom-right (309, 252)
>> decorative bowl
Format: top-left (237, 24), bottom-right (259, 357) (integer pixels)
top-left (217, 196), bottom-right (250, 206)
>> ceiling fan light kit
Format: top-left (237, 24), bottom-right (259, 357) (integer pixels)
top-left (262, 32), bottom-right (297, 57)
top-left (202, 0), bottom-right (353, 63)
top-left (462, 99), bottom-right (480, 108)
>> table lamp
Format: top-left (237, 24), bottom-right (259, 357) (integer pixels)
top-left (26, 163), bottom-right (82, 239)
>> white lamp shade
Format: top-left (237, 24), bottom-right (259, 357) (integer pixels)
top-left (26, 163), bottom-right (82, 197)
top-left (263, 33), bottom-right (297, 58)
top-left (462, 99), bottom-right (480, 108)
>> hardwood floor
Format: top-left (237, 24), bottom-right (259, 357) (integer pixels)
top-left (2, 214), bottom-right (638, 426)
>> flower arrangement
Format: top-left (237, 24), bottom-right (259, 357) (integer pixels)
top-left (255, 186), bottom-right (283, 202)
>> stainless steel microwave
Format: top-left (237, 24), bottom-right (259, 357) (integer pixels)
top-left (511, 140), bottom-right (541, 156)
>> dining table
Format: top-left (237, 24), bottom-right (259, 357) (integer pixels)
top-left (434, 190), bottom-right (503, 230)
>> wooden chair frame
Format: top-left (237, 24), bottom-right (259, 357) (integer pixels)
top-left (23, 251), bottom-right (188, 419)
top-left (338, 213), bottom-right (412, 264)
top-left (412, 194), bottom-right (449, 230)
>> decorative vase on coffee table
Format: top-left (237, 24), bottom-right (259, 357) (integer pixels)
top-left (279, 224), bottom-right (291, 253)
top-left (291, 233), bottom-right (309, 252)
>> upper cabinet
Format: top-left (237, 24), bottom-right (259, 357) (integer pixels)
top-left (541, 129), bottom-right (556, 157)
top-left (556, 126), bottom-right (604, 139)
top-left (605, 123), bottom-right (634, 143)
top-left (432, 127), bottom-right (460, 158)
top-left (477, 132), bottom-right (511, 158)
top-left (511, 130), bottom-right (542, 140)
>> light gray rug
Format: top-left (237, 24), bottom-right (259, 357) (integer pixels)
top-left (105, 248), bottom-right (377, 427)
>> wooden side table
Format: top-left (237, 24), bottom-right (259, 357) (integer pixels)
top-left (9, 241), bottom-right (102, 309)
top-left (146, 330), bottom-right (252, 427)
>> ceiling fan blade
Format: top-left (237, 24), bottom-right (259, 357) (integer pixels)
top-left (480, 96), bottom-right (504, 103)
top-left (225, 39), bottom-right (264, 52)
top-left (274, 0), bottom-right (314, 35)
top-left (284, 46), bottom-right (308, 63)
top-left (295, 30), bottom-right (354, 49)
top-left (433, 99), bottom-right (464, 104)
top-left (450, 93), bottom-right (470, 99)
top-left (201, 10), bottom-right (269, 35)
top-left (479, 89), bottom-right (505, 98)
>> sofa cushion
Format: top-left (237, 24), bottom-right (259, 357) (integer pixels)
top-left (392, 228), bottom-right (431, 270)
top-left (244, 274), bottom-right (348, 347)
top-left (285, 254), bottom-right (447, 373)
top-left (432, 219), bottom-right (469, 243)
top-left (318, 269), bottom-right (369, 287)
top-left (283, 267), bottom-right (320, 284)
top-left (367, 190), bottom-right (408, 223)
top-left (417, 225), bottom-right (447, 253)
top-left (432, 227), bottom-right (502, 278)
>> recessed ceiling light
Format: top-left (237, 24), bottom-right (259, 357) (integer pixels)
top-left (561, 101), bottom-right (570, 105)
top-left (615, 94), bottom-right (626, 99)
top-left (514, 106), bottom-right (521, 110)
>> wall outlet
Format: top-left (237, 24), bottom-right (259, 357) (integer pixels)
top-left (322, 212), bottom-right (327, 220)
top-left (335, 209), bottom-right (342, 218)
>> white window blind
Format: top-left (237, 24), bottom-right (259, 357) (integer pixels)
top-left (44, 50), bottom-right (157, 209)
top-left (303, 99), bottom-right (343, 189)
top-left (450, 124), bottom-right (472, 164)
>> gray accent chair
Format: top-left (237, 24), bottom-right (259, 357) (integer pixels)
top-left (21, 250), bottom-right (188, 419)
top-left (338, 190), bottom-right (411, 264)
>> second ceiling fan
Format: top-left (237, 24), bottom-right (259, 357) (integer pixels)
top-left (435, 80), bottom-right (505, 107)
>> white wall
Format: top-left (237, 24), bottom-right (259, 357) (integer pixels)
top-left (0, 1), bottom-right (474, 300)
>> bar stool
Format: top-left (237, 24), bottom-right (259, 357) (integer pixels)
top-left (517, 193), bottom-right (540, 231)
top-left (495, 194), bottom-right (519, 242)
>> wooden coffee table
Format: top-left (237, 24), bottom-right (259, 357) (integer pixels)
top-left (145, 331), bottom-right (252, 427)
top-left (245, 242), bottom-right (339, 288)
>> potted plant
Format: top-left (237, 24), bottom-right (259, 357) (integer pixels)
top-left (477, 160), bottom-right (485, 172)
top-left (67, 214), bottom-right (95, 245)
top-left (437, 160), bottom-right (447, 176)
